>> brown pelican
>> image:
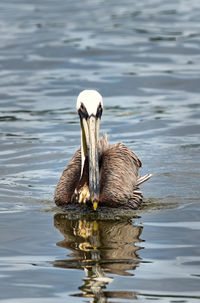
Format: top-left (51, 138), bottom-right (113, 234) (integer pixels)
top-left (54, 90), bottom-right (152, 210)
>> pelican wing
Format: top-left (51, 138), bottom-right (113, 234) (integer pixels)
top-left (137, 174), bottom-right (153, 185)
top-left (54, 149), bottom-right (81, 206)
top-left (99, 143), bottom-right (144, 209)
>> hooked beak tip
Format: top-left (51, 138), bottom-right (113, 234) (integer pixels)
top-left (92, 192), bottom-right (99, 211)
top-left (93, 201), bottom-right (98, 211)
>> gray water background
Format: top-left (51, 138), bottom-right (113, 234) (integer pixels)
top-left (0, 0), bottom-right (200, 302)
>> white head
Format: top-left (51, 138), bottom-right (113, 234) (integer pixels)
top-left (76, 90), bottom-right (103, 116)
top-left (76, 90), bottom-right (103, 211)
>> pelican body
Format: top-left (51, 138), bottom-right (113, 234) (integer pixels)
top-left (54, 90), bottom-right (152, 210)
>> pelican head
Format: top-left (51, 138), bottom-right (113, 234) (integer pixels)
top-left (76, 90), bottom-right (103, 210)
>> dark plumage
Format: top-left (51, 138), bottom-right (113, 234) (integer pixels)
top-left (55, 134), bottom-right (151, 209)
top-left (54, 90), bottom-right (152, 210)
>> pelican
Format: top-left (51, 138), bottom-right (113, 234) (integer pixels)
top-left (54, 90), bottom-right (152, 210)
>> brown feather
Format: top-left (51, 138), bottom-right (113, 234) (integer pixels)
top-left (99, 140), bottom-right (142, 209)
top-left (54, 135), bottom-right (151, 209)
top-left (54, 149), bottom-right (81, 206)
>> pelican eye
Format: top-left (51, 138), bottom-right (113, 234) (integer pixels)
top-left (97, 103), bottom-right (103, 118)
top-left (80, 103), bottom-right (86, 111)
top-left (78, 102), bottom-right (88, 118)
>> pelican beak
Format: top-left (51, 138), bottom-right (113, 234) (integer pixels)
top-left (81, 115), bottom-right (100, 210)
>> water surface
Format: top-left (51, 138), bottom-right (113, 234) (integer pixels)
top-left (0, 0), bottom-right (200, 302)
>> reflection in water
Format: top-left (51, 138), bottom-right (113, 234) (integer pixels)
top-left (53, 213), bottom-right (143, 301)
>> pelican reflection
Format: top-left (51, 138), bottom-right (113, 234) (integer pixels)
top-left (53, 213), bottom-right (143, 301)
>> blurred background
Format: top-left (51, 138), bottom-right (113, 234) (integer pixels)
top-left (0, 0), bottom-right (200, 302)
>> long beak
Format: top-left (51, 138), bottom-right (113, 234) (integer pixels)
top-left (81, 115), bottom-right (100, 210)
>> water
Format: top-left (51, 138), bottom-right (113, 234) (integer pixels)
top-left (0, 0), bottom-right (200, 302)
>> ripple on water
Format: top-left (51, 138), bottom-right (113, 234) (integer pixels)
top-left (0, 0), bottom-right (200, 302)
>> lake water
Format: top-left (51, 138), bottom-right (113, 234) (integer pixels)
top-left (0, 0), bottom-right (200, 302)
